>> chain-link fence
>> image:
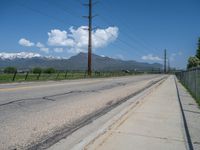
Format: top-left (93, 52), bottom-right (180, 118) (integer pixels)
top-left (176, 68), bottom-right (200, 105)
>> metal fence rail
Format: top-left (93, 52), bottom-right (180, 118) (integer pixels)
top-left (176, 68), bottom-right (200, 104)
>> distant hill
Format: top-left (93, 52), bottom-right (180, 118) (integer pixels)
top-left (0, 52), bottom-right (162, 71)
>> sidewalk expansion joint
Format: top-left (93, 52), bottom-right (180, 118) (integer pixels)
top-left (109, 130), bottom-right (186, 143)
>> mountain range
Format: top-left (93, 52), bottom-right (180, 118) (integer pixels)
top-left (0, 52), bottom-right (162, 71)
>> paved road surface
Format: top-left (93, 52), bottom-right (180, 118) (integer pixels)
top-left (0, 75), bottom-right (164, 149)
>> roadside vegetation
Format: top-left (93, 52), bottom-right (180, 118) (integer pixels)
top-left (187, 37), bottom-right (200, 69)
top-left (0, 67), bottom-right (155, 83)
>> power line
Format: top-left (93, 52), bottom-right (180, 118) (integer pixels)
top-left (16, 1), bottom-right (82, 27)
top-left (99, 16), bottom-right (156, 55)
top-left (102, 28), bottom-right (148, 57)
top-left (43, 0), bottom-right (82, 19)
top-left (98, 16), bottom-right (148, 55)
top-left (98, 2), bottom-right (159, 55)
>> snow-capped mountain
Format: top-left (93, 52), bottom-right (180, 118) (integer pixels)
top-left (0, 52), bottom-right (41, 60)
top-left (0, 52), bottom-right (162, 71)
top-left (0, 52), bottom-right (65, 60)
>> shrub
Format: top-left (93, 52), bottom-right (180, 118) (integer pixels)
top-left (32, 67), bottom-right (42, 74)
top-left (4, 66), bottom-right (17, 74)
top-left (187, 56), bottom-right (200, 69)
top-left (43, 68), bottom-right (56, 74)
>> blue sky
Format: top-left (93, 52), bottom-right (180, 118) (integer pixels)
top-left (0, 0), bottom-right (200, 69)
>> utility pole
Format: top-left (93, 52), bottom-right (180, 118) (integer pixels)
top-left (83, 0), bottom-right (98, 76)
top-left (84, 0), bottom-right (92, 76)
top-left (164, 49), bottom-right (167, 74)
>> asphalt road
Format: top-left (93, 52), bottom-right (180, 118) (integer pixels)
top-left (0, 75), bottom-right (164, 149)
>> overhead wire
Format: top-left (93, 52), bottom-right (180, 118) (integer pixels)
top-left (15, 1), bottom-right (83, 27)
top-left (98, 1), bottom-right (160, 55)
top-left (43, 0), bottom-right (82, 19)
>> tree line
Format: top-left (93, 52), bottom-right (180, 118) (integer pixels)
top-left (3, 67), bottom-right (56, 74)
top-left (187, 37), bottom-right (200, 69)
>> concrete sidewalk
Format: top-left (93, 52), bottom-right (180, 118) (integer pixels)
top-left (86, 76), bottom-right (187, 150)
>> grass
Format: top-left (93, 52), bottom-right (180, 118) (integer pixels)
top-left (0, 71), bottom-right (137, 83)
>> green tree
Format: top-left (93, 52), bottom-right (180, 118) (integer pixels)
top-left (196, 37), bottom-right (200, 59)
top-left (187, 56), bottom-right (200, 69)
top-left (32, 67), bottom-right (42, 74)
top-left (43, 68), bottom-right (56, 74)
top-left (4, 66), bottom-right (17, 74)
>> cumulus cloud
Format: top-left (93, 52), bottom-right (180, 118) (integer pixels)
top-left (54, 48), bottom-right (64, 53)
top-left (48, 29), bottom-right (74, 47)
top-left (36, 42), bottom-right (49, 53)
top-left (142, 54), bottom-right (162, 61)
top-left (47, 26), bottom-right (119, 54)
top-left (93, 27), bottom-right (118, 48)
top-left (19, 38), bottom-right (34, 47)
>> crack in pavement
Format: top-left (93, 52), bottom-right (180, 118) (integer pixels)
top-left (0, 90), bottom-right (95, 107)
top-left (0, 82), bottom-right (127, 108)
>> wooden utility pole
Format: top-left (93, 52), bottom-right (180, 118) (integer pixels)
top-left (83, 0), bottom-right (98, 76)
top-left (87, 0), bottom-right (92, 76)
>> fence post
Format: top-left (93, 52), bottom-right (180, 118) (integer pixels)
top-left (25, 72), bottom-right (29, 80)
top-left (71, 72), bottom-right (74, 78)
top-left (12, 71), bottom-right (17, 81)
top-left (37, 72), bottom-right (41, 80)
top-left (65, 71), bottom-right (68, 79)
top-left (56, 72), bottom-right (60, 79)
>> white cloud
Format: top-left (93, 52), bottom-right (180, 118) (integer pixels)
top-left (142, 54), bottom-right (162, 61)
top-left (36, 42), bottom-right (49, 53)
top-left (40, 47), bottom-right (49, 53)
top-left (0, 52), bottom-right (41, 60)
top-left (114, 54), bottom-right (124, 60)
top-left (19, 38), bottom-right (34, 47)
top-left (93, 27), bottom-right (118, 48)
top-left (54, 48), bottom-right (64, 53)
top-left (48, 29), bottom-right (74, 47)
top-left (47, 26), bottom-right (119, 54)
top-left (36, 42), bottom-right (45, 48)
